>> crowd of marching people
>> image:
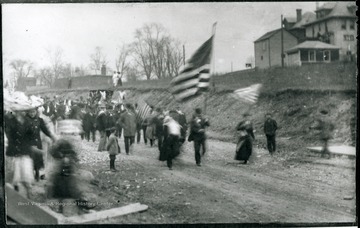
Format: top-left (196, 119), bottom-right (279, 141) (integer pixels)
top-left (4, 87), bottom-right (283, 203)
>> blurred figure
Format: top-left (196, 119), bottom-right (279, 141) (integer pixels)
top-left (317, 118), bottom-right (335, 158)
top-left (96, 103), bottom-right (108, 151)
top-left (24, 107), bottom-right (57, 181)
top-left (188, 108), bottom-right (210, 166)
top-left (82, 106), bottom-right (96, 142)
top-left (264, 113), bottom-right (278, 155)
top-left (4, 110), bottom-right (33, 198)
top-left (145, 109), bottom-right (156, 147)
top-left (153, 107), bottom-right (165, 153)
top-left (161, 115), bottom-right (181, 170)
top-left (112, 71), bottom-right (119, 87)
top-left (234, 113), bottom-right (255, 164)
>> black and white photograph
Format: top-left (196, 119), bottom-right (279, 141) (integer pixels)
top-left (1, 1), bottom-right (357, 225)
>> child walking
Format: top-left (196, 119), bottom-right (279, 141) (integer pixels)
top-left (106, 127), bottom-right (121, 171)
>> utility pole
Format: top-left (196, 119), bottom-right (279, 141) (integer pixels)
top-left (281, 14), bottom-right (284, 68)
top-left (231, 62), bottom-right (233, 72)
top-left (183, 45), bottom-right (186, 65)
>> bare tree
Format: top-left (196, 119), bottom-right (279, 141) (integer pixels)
top-left (132, 29), bottom-right (153, 80)
top-left (74, 65), bottom-right (88, 76)
top-left (34, 67), bottom-right (53, 86)
top-left (115, 44), bottom-right (130, 79)
top-left (46, 47), bottom-right (66, 85)
top-left (9, 59), bottom-right (34, 79)
top-left (132, 23), bottom-right (183, 80)
top-left (125, 64), bottom-right (139, 82)
top-left (89, 46), bottom-right (108, 75)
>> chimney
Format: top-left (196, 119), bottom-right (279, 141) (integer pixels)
top-left (296, 9), bottom-right (302, 22)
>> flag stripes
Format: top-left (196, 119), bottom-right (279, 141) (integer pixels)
top-left (170, 35), bottom-right (213, 102)
top-left (136, 101), bottom-right (152, 123)
top-left (232, 84), bottom-right (262, 104)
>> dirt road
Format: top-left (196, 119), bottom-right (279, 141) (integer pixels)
top-left (63, 134), bottom-right (356, 224)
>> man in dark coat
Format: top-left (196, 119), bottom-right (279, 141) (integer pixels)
top-left (189, 108), bottom-right (210, 166)
top-left (171, 106), bottom-right (187, 145)
top-left (82, 106), bottom-right (96, 142)
top-left (264, 113), bottom-right (278, 155)
top-left (118, 103), bottom-right (137, 155)
top-left (96, 103), bottom-right (108, 151)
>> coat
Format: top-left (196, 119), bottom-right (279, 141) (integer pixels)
top-left (82, 112), bottom-right (96, 132)
top-left (96, 111), bottom-right (107, 131)
top-left (189, 114), bottom-right (210, 141)
top-left (119, 111), bottom-right (137, 137)
top-left (4, 112), bottom-right (30, 157)
top-left (106, 134), bottom-right (121, 155)
top-left (235, 134), bottom-right (253, 161)
top-left (264, 118), bottom-right (278, 136)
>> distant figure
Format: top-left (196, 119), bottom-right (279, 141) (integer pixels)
top-left (112, 71), bottom-right (118, 87)
top-left (68, 78), bottom-right (72, 89)
top-left (264, 113), bottom-right (278, 155)
top-left (117, 72), bottom-right (123, 86)
top-left (96, 103), bottom-right (108, 152)
top-left (317, 119), bottom-right (335, 158)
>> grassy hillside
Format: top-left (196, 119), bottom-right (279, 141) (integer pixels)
top-left (29, 62), bottom-right (357, 151)
top-left (120, 62), bottom-right (356, 93)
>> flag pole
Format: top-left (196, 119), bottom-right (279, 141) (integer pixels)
top-left (204, 22), bottom-right (217, 115)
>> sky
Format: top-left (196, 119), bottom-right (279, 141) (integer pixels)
top-left (2, 2), bottom-right (321, 81)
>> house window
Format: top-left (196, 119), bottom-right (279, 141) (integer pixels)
top-left (323, 50), bottom-right (330, 62)
top-left (325, 22), bottom-right (328, 32)
top-left (341, 20), bottom-right (346, 30)
top-left (309, 51), bottom-right (316, 62)
top-left (261, 56), bottom-right (263, 60)
top-left (350, 20), bottom-right (355, 30)
top-left (344, 35), bottom-right (355, 41)
top-left (262, 42), bottom-right (267, 51)
top-left (312, 26), bottom-right (315, 37)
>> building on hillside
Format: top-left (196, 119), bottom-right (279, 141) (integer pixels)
top-left (301, 2), bottom-right (357, 61)
top-left (285, 41), bottom-right (340, 66)
top-left (16, 77), bottom-right (37, 92)
top-left (254, 29), bottom-right (298, 69)
top-left (284, 9), bottom-right (317, 43)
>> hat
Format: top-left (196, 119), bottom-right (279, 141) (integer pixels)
top-left (29, 95), bottom-right (44, 108)
top-left (4, 89), bottom-right (33, 111)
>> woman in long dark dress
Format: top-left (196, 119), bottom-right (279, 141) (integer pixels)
top-left (234, 115), bottom-right (254, 164)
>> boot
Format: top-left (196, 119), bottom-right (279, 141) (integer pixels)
top-left (110, 159), bottom-right (116, 172)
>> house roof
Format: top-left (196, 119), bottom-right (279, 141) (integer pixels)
top-left (284, 17), bottom-right (297, 23)
top-left (290, 12), bottom-right (316, 29)
top-left (286, 41), bottom-right (340, 53)
top-left (254, 28), bottom-right (296, 43)
top-left (304, 2), bottom-right (357, 26)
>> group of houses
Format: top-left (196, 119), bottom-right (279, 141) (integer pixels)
top-left (254, 1), bottom-right (357, 69)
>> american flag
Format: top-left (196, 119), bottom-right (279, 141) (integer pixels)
top-left (170, 35), bottom-right (213, 102)
top-left (136, 101), bottom-right (152, 124)
top-left (231, 84), bottom-right (262, 104)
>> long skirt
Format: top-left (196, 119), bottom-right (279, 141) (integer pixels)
top-left (12, 156), bottom-right (34, 185)
top-left (146, 125), bottom-right (156, 140)
top-left (159, 135), bottom-right (180, 161)
top-left (98, 130), bottom-right (107, 151)
top-left (235, 135), bottom-right (253, 161)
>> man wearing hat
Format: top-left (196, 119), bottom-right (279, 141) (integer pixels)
top-left (118, 103), bottom-right (137, 155)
